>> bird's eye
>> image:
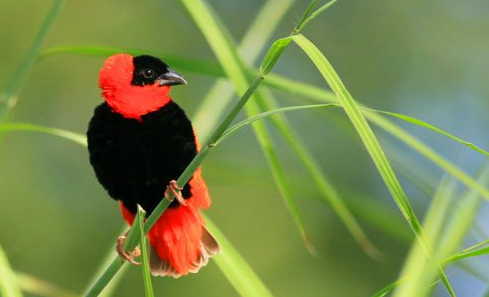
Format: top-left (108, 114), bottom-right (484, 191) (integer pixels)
top-left (143, 69), bottom-right (154, 78)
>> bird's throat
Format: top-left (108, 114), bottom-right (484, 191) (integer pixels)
top-left (102, 85), bottom-right (172, 120)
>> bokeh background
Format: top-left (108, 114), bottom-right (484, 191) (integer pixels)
top-left (1, 0), bottom-right (489, 296)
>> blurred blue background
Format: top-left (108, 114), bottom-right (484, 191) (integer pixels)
top-left (1, 0), bottom-right (488, 296)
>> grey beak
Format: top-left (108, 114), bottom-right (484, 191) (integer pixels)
top-left (157, 68), bottom-right (187, 86)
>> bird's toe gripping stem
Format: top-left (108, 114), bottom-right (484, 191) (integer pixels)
top-left (116, 235), bottom-right (141, 265)
top-left (164, 180), bottom-right (187, 206)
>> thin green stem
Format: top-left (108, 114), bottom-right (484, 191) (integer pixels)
top-left (0, 0), bottom-right (68, 121)
top-left (0, 244), bottom-right (23, 297)
top-left (137, 206), bottom-right (154, 297)
top-left (294, 0), bottom-right (340, 34)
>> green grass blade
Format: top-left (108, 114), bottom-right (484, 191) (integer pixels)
top-left (260, 37), bottom-right (292, 76)
top-left (84, 226), bottom-right (130, 297)
top-left (219, 104), bottom-right (335, 143)
top-left (204, 215), bottom-right (273, 297)
top-left (294, 0), bottom-right (340, 33)
top-left (447, 246), bottom-right (489, 263)
top-left (0, 0), bottom-right (67, 121)
top-left (371, 108), bottom-right (489, 157)
top-left (394, 175), bottom-right (456, 297)
top-left (371, 281), bottom-right (399, 297)
top-left (365, 111), bottom-right (489, 200)
top-left (15, 272), bottom-right (78, 297)
top-left (294, 0), bottom-right (319, 32)
top-left (255, 92), bottom-right (379, 256)
top-left (0, 123), bottom-right (87, 146)
top-left (341, 190), bottom-right (412, 243)
top-left (238, 0), bottom-right (297, 62)
top-left (136, 206), bottom-right (154, 297)
top-left (291, 33), bottom-right (414, 224)
top-left (444, 239), bottom-right (489, 264)
top-left (0, 244), bottom-right (24, 297)
top-left (291, 33), bottom-right (456, 296)
top-left (40, 46), bottom-right (224, 78)
top-left (192, 0), bottom-right (296, 139)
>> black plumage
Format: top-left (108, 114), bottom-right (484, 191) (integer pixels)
top-left (87, 101), bottom-right (197, 215)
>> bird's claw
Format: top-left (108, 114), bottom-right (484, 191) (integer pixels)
top-left (164, 180), bottom-right (187, 206)
top-left (116, 235), bottom-right (141, 265)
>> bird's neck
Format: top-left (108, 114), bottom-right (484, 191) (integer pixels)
top-left (102, 85), bottom-right (172, 120)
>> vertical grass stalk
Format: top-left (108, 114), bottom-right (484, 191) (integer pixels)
top-left (0, 244), bottom-right (24, 297)
top-left (0, 0), bottom-right (68, 122)
top-left (137, 206), bottom-right (154, 297)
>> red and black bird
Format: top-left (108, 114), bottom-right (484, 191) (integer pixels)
top-left (87, 54), bottom-right (219, 277)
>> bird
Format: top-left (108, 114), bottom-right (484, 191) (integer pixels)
top-left (87, 53), bottom-right (220, 278)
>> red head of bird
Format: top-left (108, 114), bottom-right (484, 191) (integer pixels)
top-left (99, 54), bottom-right (187, 120)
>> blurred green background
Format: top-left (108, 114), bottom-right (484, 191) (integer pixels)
top-left (1, 0), bottom-right (489, 296)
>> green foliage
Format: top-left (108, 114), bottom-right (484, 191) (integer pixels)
top-left (1, 0), bottom-right (489, 296)
top-left (136, 206), bottom-right (155, 297)
top-left (204, 215), bottom-right (274, 297)
top-left (0, 0), bottom-right (68, 122)
top-left (0, 244), bottom-right (23, 297)
top-left (291, 33), bottom-right (455, 296)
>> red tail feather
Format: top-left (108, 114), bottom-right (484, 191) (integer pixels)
top-left (118, 166), bottom-right (219, 277)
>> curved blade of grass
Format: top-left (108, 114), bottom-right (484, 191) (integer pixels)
top-left (15, 272), bottom-right (78, 297)
top-left (291, 33), bottom-right (456, 296)
top-left (260, 38), bottom-right (292, 76)
top-left (0, 123), bottom-right (87, 146)
top-left (394, 174), bottom-right (456, 297)
top-left (444, 240), bottom-right (489, 264)
top-left (371, 281), bottom-right (399, 297)
top-left (136, 206), bottom-right (154, 297)
top-left (371, 109), bottom-right (489, 157)
top-left (0, 0), bottom-right (67, 122)
top-left (218, 104), bottom-right (335, 144)
top-left (40, 46), bottom-right (224, 78)
top-left (293, 0), bottom-right (340, 33)
top-left (257, 90), bottom-right (379, 256)
top-left (295, 0), bottom-right (319, 29)
top-left (203, 214), bottom-right (273, 297)
top-left (239, 0), bottom-right (297, 63)
top-left (366, 111), bottom-right (489, 200)
top-left (0, 244), bottom-right (24, 297)
top-left (84, 226), bottom-right (130, 297)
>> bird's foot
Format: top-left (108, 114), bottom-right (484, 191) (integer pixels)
top-left (164, 180), bottom-right (187, 206)
top-left (116, 235), bottom-right (141, 265)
